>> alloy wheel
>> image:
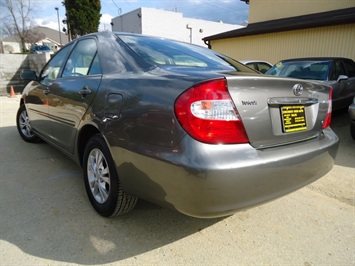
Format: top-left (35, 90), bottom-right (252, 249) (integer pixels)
top-left (87, 148), bottom-right (111, 203)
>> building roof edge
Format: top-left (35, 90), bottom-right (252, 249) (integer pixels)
top-left (203, 7), bottom-right (355, 41)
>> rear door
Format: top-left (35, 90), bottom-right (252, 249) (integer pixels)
top-left (226, 75), bottom-right (331, 149)
top-left (47, 38), bottom-right (102, 153)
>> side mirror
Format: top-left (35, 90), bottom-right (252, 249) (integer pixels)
top-left (20, 69), bottom-right (38, 81)
top-left (337, 75), bottom-right (348, 83)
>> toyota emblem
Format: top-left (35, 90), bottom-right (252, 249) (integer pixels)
top-left (292, 84), bottom-right (303, 96)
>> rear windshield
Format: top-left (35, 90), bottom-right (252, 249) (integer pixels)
top-left (118, 35), bottom-right (255, 73)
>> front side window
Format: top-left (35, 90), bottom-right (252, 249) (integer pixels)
top-left (330, 60), bottom-right (346, 80)
top-left (40, 43), bottom-right (73, 85)
top-left (62, 38), bottom-right (99, 77)
top-left (343, 59), bottom-right (355, 78)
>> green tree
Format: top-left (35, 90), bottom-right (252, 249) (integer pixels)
top-left (62, 0), bottom-right (101, 40)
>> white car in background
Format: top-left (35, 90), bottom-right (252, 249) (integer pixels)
top-left (240, 60), bottom-right (273, 74)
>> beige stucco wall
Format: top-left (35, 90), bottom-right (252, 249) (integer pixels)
top-left (249, 0), bottom-right (355, 23)
top-left (210, 23), bottom-right (355, 64)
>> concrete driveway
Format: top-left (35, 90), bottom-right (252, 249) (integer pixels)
top-left (0, 96), bottom-right (354, 265)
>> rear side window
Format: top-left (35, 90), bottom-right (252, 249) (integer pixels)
top-left (62, 38), bottom-right (100, 77)
top-left (88, 54), bottom-right (101, 75)
top-left (256, 62), bottom-right (271, 74)
top-left (118, 35), bottom-right (255, 73)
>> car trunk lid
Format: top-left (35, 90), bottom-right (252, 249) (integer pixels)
top-left (226, 75), bottom-right (331, 149)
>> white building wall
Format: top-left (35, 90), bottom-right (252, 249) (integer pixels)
top-left (112, 9), bottom-right (143, 33)
top-left (1, 42), bottom-right (23, 54)
top-left (141, 8), bottom-right (186, 42)
top-left (112, 8), bottom-right (243, 46)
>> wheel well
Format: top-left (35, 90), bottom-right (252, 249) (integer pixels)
top-left (20, 98), bottom-right (24, 106)
top-left (78, 125), bottom-right (100, 167)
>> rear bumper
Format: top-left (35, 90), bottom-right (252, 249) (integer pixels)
top-left (115, 127), bottom-right (339, 218)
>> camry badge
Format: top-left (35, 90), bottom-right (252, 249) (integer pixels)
top-left (292, 84), bottom-right (303, 96)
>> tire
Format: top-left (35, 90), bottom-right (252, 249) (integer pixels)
top-left (16, 104), bottom-right (42, 143)
top-left (83, 134), bottom-right (137, 217)
top-left (351, 122), bottom-right (355, 140)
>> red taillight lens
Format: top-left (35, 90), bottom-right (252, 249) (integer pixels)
top-left (322, 87), bottom-right (332, 129)
top-left (174, 78), bottom-right (249, 144)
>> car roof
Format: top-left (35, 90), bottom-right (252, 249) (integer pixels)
top-left (240, 60), bottom-right (272, 64)
top-left (279, 57), bottom-right (352, 62)
top-left (75, 32), bottom-right (208, 49)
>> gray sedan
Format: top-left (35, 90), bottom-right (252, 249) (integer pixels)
top-left (266, 57), bottom-right (355, 111)
top-left (240, 60), bottom-right (273, 73)
top-left (17, 32), bottom-right (339, 218)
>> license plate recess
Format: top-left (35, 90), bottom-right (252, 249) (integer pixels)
top-left (281, 105), bottom-right (307, 133)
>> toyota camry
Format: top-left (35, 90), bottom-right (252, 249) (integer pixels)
top-left (17, 32), bottom-right (339, 218)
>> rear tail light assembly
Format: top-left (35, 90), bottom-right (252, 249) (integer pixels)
top-left (174, 78), bottom-right (249, 144)
top-left (322, 87), bottom-right (333, 129)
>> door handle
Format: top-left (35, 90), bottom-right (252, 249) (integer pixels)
top-left (79, 86), bottom-right (92, 96)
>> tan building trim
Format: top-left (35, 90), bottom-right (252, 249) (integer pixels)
top-left (249, 0), bottom-right (355, 23)
top-left (210, 23), bottom-right (355, 64)
top-left (204, 8), bottom-right (355, 42)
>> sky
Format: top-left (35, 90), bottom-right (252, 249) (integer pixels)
top-left (31, 0), bottom-right (249, 32)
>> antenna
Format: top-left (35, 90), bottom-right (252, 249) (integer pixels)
top-left (112, 0), bottom-right (122, 15)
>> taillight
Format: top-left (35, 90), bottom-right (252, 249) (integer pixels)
top-left (322, 87), bottom-right (332, 129)
top-left (174, 78), bottom-right (249, 144)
